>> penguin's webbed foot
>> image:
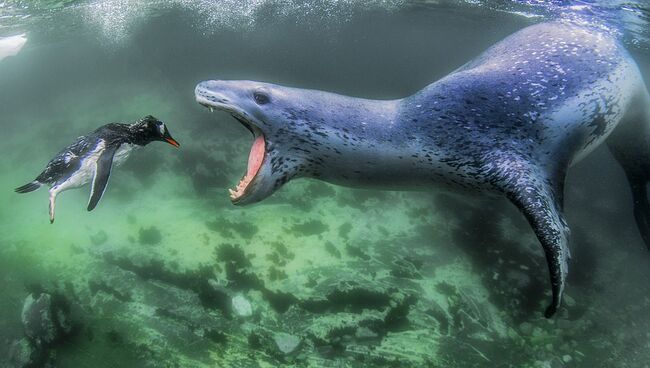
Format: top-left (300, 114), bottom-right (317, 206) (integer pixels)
top-left (49, 192), bottom-right (57, 225)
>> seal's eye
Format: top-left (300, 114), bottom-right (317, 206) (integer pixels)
top-left (253, 91), bottom-right (270, 105)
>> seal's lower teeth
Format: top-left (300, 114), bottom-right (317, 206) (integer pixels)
top-left (230, 135), bottom-right (265, 201)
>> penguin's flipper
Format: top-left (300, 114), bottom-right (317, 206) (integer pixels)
top-left (87, 145), bottom-right (118, 211)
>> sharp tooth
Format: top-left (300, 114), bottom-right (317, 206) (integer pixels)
top-left (209, 107), bottom-right (214, 112)
top-left (229, 189), bottom-right (236, 196)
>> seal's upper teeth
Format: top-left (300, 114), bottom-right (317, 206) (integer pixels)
top-left (209, 107), bottom-right (214, 113)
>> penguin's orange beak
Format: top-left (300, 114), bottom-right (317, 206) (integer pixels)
top-left (165, 137), bottom-right (180, 148)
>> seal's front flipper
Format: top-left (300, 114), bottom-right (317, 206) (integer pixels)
top-left (509, 187), bottom-right (570, 317)
top-left (496, 160), bottom-right (570, 318)
top-left (88, 145), bottom-right (118, 211)
top-left (607, 96), bottom-right (650, 251)
top-left (627, 176), bottom-right (650, 250)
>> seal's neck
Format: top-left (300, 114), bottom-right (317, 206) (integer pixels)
top-left (327, 96), bottom-right (400, 133)
top-left (289, 95), bottom-right (431, 186)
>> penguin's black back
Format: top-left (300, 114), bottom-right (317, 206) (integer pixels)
top-left (36, 123), bottom-right (133, 185)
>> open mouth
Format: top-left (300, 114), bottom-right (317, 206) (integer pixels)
top-left (197, 99), bottom-right (266, 203)
top-left (229, 119), bottom-right (265, 201)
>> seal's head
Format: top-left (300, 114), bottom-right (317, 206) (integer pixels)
top-left (195, 80), bottom-right (321, 205)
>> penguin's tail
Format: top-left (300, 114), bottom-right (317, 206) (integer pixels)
top-left (15, 180), bottom-right (42, 193)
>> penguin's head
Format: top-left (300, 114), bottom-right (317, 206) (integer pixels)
top-left (132, 115), bottom-right (180, 148)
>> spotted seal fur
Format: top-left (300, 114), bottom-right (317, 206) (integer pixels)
top-left (195, 22), bottom-right (650, 317)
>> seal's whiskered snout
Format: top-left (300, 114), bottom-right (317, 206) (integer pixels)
top-left (195, 83), bottom-right (230, 111)
top-left (195, 79), bottom-right (274, 205)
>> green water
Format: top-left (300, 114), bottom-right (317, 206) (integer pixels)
top-left (1, 1), bottom-right (650, 367)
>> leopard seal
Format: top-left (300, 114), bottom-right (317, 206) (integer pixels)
top-left (195, 21), bottom-right (650, 317)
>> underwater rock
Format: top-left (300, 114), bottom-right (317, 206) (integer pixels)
top-left (264, 268), bottom-right (421, 360)
top-left (232, 294), bottom-right (253, 317)
top-left (7, 338), bottom-right (44, 368)
top-left (21, 293), bottom-right (58, 345)
top-left (247, 328), bottom-right (302, 360)
top-left (273, 332), bottom-right (302, 355)
top-left (104, 255), bottom-right (231, 314)
top-left (12, 291), bottom-right (79, 368)
top-left (21, 292), bottom-right (76, 347)
top-left (138, 226), bottom-right (162, 245)
top-left (83, 259), bottom-right (237, 366)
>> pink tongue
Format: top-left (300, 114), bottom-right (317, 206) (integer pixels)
top-left (247, 135), bottom-right (265, 178)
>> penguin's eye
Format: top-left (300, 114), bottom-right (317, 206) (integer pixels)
top-left (157, 123), bottom-right (166, 135)
top-left (253, 91), bottom-right (270, 105)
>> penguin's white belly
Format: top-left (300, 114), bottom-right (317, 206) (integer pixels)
top-left (53, 140), bottom-right (107, 193)
top-left (52, 142), bottom-right (137, 195)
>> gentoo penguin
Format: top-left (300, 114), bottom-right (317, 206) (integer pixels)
top-left (15, 115), bottom-right (180, 223)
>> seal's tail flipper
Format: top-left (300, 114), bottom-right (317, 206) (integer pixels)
top-left (15, 180), bottom-right (41, 193)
